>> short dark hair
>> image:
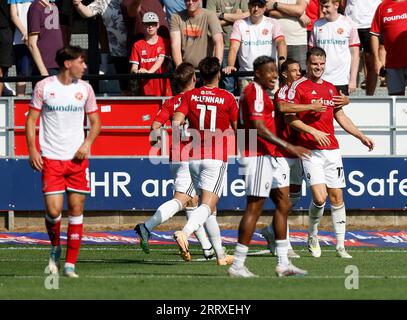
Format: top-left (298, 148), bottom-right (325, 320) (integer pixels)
top-left (253, 55), bottom-right (275, 72)
top-left (174, 62), bottom-right (195, 88)
top-left (306, 47), bottom-right (326, 62)
top-left (55, 45), bottom-right (86, 69)
top-left (279, 58), bottom-right (300, 84)
top-left (198, 57), bottom-right (221, 82)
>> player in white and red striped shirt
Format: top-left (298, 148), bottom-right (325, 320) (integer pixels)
top-left (309, 0), bottom-right (360, 95)
top-left (25, 46), bottom-right (101, 278)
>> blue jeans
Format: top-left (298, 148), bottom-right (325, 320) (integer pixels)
top-left (220, 49), bottom-right (237, 95)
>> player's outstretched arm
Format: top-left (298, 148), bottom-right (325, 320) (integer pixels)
top-left (334, 108), bottom-right (374, 151)
top-left (285, 114), bottom-right (331, 147)
top-left (75, 112), bottom-right (101, 159)
top-left (278, 100), bottom-right (326, 113)
top-left (25, 109), bottom-right (43, 171)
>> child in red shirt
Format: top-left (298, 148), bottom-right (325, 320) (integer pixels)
top-left (130, 12), bottom-right (172, 96)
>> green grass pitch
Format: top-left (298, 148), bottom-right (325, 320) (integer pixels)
top-left (0, 244), bottom-right (406, 300)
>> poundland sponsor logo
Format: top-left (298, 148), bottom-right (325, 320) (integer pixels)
top-left (45, 103), bottom-right (84, 112)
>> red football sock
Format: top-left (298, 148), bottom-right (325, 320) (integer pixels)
top-left (45, 214), bottom-right (61, 247)
top-left (65, 215), bottom-right (83, 265)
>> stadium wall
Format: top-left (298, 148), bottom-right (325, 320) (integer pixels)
top-left (0, 97), bottom-right (406, 230)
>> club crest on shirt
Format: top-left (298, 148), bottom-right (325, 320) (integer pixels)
top-left (337, 28), bottom-right (344, 35)
top-left (49, 92), bottom-right (56, 98)
top-left (141, 50), bottom-right (147, 56)
top-left (262, 29), bottom-right (269, 36)
top-left (329, 89), bottom-right (334, 96)
top-left (75, 92), bottom-right (83, 101)
top-left (387, 8), bottom-right (393, 13)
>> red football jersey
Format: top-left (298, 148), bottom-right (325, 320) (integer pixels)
top-left (287, 77), bottom-right (339, 150)
top-left (154, 92), bottom-right (189, 162)
top-left (273, 85), bottom-right (297, 158)
top-left (176, 86), bottom-right (238, 162)
top-left (238, 81), bottom-right (277, 157)
top-left (130, 36), bottom-right (173, 96)
top-left (370, 0), bottom-right (407, 69)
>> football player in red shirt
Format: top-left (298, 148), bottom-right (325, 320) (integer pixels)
top-left (261, 58), bottom-right (327, 259)
top-left (286, 47), bottom-right (374, 259)
top-left (229, 56), bottom-right (311, 278)
top-left (172, 57), bottom-right (238, 265)
top-left (134, 62), bottom-right (214, 259)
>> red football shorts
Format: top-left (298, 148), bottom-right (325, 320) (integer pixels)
top-left (42, 157), bottom-right (90, 195)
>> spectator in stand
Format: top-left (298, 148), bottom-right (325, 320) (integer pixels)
top-left (309, 0), bottom-right (360, 95)
top-left (74, 0), bottom-right (131, 95)
top-left (123, 0), bottom-right (169, 43)
top-left (305, 0), bottom-right (321, 40)
top-left (265, 0), bottom-right (309, 70)
top-left (55, 0), bottom-right (75, 46)
top-left (9, 0), bottom-right (33, 96)
top-left (342, 0), bottom-right (382, 95)
top-left (170, 0), bottom-right (224, 68)
top-left (28, 0), bottom-right (64, 84)
top-left (207, 0), bottom-right (249, 94)
top-left (0, 0), bottom-right (14, 96)
top-left (130, 12), bottom-right (172, 96)
top-left (223, 0), bottom-right (287, 92)
top-left (162, 0), bottom-right (186, 24)
top-left (370, 0), bottom-right (407, 96)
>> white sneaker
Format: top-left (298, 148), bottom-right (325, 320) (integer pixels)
top-left (336, 247), bottom-right (352, 259)
top-left (63, 266), bottom-right (79, 278)
top-left (228, 265), bottom-right (257, 278)
top-left (48, 245), bottom-right (61, 275)
top-left (203, 247), bottom-right (215, 260)
top-left (260, 227), bottom-right (276, 253)
top-left (307, 235), bottom-right (321, 258)
top-left (276, 263), bottom-right (308, 277)
top-left (288, 248), bottom-right (300, 259)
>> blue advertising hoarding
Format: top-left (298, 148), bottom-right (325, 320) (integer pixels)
top-left (0, 157), bottom-right (406, 211)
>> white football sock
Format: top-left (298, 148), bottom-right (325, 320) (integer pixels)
top-left (331, 203), bottom-right (346, 250)
top-left (186, 207), bottom-right (212, 250)
top-left (308, 201), bottom-right (325, 237)
top-left (204, 215), bottom-right (224, 259)
top-left (232, 243), bottom-right (248, 269)
top-left (286, 224), bottom-right (293, 250)
top-left (276, 239), bottom-right (289, 266)
top-left (182, 204), bottom-right (211, 237)
top-left (145, 199), bottom-right (182, 231)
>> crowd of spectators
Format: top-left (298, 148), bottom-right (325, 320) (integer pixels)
top-left (0, 0), bottom-right (406, 97)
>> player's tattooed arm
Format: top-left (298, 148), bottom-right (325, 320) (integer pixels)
top-left (285, 114), bottom-right (331, 147)
top-left (334, 108), bottom-right (375, 151)
top-left (252, 119), bottom-right (311, 158)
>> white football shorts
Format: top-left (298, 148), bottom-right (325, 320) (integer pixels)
top-left (244, 155), bottom-right (290, 197)
top-left (284, 157), bottom-right (303, 186)
top-left (170, 162), bottom-right (196, 197)
top-left (302, 149), bottom-right (346, 188)
top-left (189, 159), bottom-right (227, 197)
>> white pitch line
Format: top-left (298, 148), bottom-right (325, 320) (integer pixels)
top-left (0, 247), bottom-right (406, 253)
top-left (3, 274), bottom-right (407, 280)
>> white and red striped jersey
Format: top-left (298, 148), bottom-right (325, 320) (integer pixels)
top-left (30, 76), bottom-right (98, 160)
